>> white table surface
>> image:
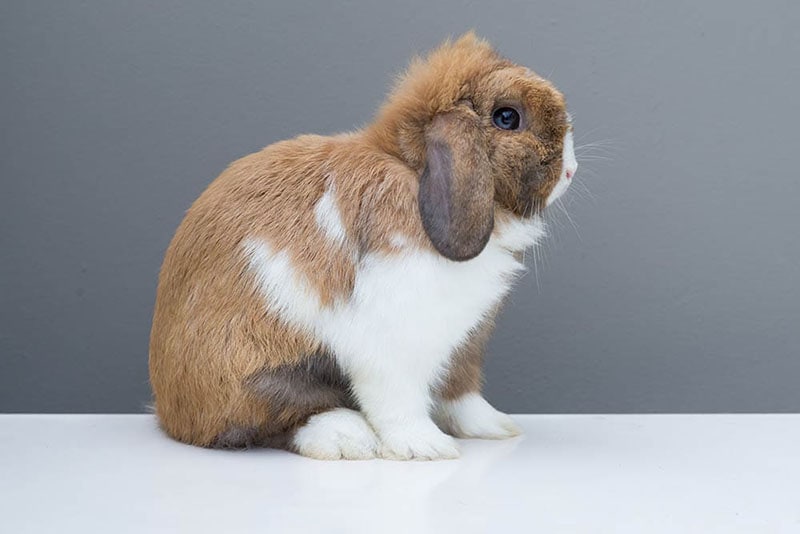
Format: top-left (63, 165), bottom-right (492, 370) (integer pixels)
top-left (1, 414), bottom-right (798, 533)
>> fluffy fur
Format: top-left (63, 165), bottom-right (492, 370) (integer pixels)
top-left (149, 33), bottom-right (576, 459)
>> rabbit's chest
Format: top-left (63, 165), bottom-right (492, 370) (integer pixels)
top-left (246, 216), bottom-right (543, 363)
top-left (322, 218), bottom-right (544, 365)
top-left (341, 242), bottom-right (522, 355)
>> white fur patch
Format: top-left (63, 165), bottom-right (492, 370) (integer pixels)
top-left (434, 392), bottom-right (521, 439)
top-left (245, 215), bottom-right (544, 460)
top-left (494, 215), bottom-right (546, 251)
top-left (389, 233), bottom-right (409, 248)
top-left (292, 408), bottom-right (379, 460)
top-left (314, 182), bottom-right (347, 245)
top-left (241, 242), bottom-right (322, 322)
top-left (378, 418), bottom-right (460, 460)
top-left (547, 129), bottom-right (577, 205)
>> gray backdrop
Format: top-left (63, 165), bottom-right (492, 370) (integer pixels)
top-left (2, 1), bottom-right (798, 413)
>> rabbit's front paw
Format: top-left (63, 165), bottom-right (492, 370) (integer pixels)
top-left (378, 420), bottom-right (460, 461)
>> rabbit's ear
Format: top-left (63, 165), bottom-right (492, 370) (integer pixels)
top-left (418, 103), bottom-right (494, 261)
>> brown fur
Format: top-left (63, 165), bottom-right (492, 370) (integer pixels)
top-left (149, 33), bottom-right (569, 447)
top-left (437, 308), bottom-right (499, 400)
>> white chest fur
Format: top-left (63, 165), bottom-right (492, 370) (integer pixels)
top-left (244, 215), bottom-right (544, 381)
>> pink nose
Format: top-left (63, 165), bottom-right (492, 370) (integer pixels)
top-left (566, 167), bottom-right (576, 179)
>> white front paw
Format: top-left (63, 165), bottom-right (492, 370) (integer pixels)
top-left (292, 408), bottom-right (380, 460)
top-left (377, 420), bottom-right (460, 461)
top-left (434, 393), bottom-right (522, 439)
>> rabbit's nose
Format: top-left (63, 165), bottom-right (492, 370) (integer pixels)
top-left (565, 162), bottom-right (578, 179)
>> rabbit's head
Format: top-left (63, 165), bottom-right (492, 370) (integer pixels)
top-left (370, 32), bottom-right (577, 261)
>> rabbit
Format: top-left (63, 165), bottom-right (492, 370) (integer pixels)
top-left (149, 32), bottom-right (578, 460)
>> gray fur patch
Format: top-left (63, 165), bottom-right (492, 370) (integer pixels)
top-left (246, 353), bottom-right (356, 412)
top-left (211, 426), bottom-right (260, 449)
top-left (209, 354), bottom-right (356, 450)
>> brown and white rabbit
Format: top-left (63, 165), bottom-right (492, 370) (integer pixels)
top-left (149, 32), bottom-right (578, 460)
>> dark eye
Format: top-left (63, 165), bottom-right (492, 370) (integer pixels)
top-left (492, 107), bottom-right (521, 130)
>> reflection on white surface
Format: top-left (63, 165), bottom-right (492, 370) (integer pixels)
top-left (2, 414), bottom-right (799, 533)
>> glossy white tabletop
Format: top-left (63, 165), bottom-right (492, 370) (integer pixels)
top-left (1, 414), bottom-right (798, 533)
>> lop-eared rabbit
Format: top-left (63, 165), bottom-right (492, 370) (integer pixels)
top-left (150, 33), bottom-right (578, 460)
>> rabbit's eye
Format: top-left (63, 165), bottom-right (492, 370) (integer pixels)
top-left (492, 107), bottom-right (521, 130)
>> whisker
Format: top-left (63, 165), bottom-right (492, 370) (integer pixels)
top-left (556, 198), bottom-right (582, 241)
top-left (573, 179), bottom-right (597, 204)
top-left (575, 145), bottom-right (617, 156)
top-left (565, 185), bottom-right (591, 204)
top-left (573, 128), bottom-right (614, 144)
top-left (574, 138), bottom-right (618, 148)
top-left (575, 155), bottom-right (614, 162)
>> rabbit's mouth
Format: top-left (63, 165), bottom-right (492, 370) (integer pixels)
top-left (546, 129), bottom-right (577, 206)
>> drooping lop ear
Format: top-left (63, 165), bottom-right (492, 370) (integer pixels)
top-left (418, 103), bottom-right (494, 261)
